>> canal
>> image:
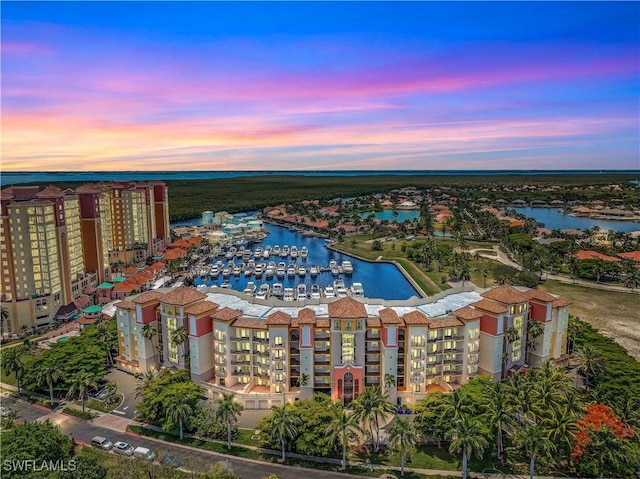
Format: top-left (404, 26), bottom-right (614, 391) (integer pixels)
top-left (513, 207), bottom-right (640, 233)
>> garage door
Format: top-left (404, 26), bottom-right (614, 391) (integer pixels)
top-left (258, 400), bottom-right (269, 409)
top-left (245, 400), bottom-right (256, 410)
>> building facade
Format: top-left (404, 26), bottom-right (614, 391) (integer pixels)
top-left (115, 284), bottom-right (570, 409)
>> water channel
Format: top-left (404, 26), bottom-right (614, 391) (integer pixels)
top-left (513, 207), bottom-right (640, 233)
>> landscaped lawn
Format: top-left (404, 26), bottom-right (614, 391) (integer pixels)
top-left (0, 368), bottom-right (16, 386)
top-left (236, 428), bottom-right (260, 446)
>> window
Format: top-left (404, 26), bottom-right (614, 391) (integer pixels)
top-left (468, 364), bottom-right (478, 375)
top-left (469, 328), bottom-right (479, 340)
top-left (334, 321), bottom-right (340, 330)
top-left (341, 334), bottom-right (355, 363)
top-left (411, 335), bottom-right (424, 347)
top-left (346, 322), bottom-right (351, 331)
top-left (412, 383), bottom-right (421, 392)
top-left (273, 349), bottom-right (284, 359)
top-left (356, 321), bottom-right (362, 330)
top-left (274, 336), bottom-right (283, 346)
top-left (513, 316), bottom-right (524, 331)
top-left (275, 361), bottom-right (284, 370)
top-left (411, 349), bottom-right (422, 359)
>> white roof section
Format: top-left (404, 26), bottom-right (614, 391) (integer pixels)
top-left (417, 291), bottom-right (482, 317)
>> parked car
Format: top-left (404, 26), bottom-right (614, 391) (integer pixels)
top-left (133, 447), bottom-right (155, 460)
top-left (164, 455), bottom-right (180, 468)
top-left (90, 436), bottom-right (113, 451)
top-left (113, 442), bottom-right (134, 456)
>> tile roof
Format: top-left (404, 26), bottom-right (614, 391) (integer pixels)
top-left (403, 310), bottom-right (430, 325)
top-left (131, 290), bottom-right (164, 303)
top-left (521, 289), bottom-right (558, 303)
top-left (452, 305), bottom-right (484, 321)
top-left (163, 249), bottom-right (187, 260)
top-left (115, 300), bottom-right (136, 310)
top-left (328, 297), bottom-right (367, 319)
top-left (316, 319), bottom-right (331, 328)
top-left (231, 318), bottom-right (268, 330)
top-left (162, 286), bottom-right (207, 306)
top-left (574, 250), bottom-right (621, 262)
top-left (35, 185), bottom-right (63, 197)
top-left (481, 285), bottom-right (529, 304)
top-left (379, 308), bottom-right (402, 324)
top-left (552, 298), bottom-right (571, 308)
top-left (366, 318), bottom-right (382, 328)
top-left (212, 307), bottom-right (242, 322)
top-left (297, 308), bottom-right (316, 324)
top-left (618, 251), bottom-right (640, 262)
top-left (428, 317), bottom-right (464, 328)
top-left (185, 301), bottom-right (219, 316)
top-left (266, 311), bottom-right (292, 326)
top-left (472, 298), bottom-right (508, 314)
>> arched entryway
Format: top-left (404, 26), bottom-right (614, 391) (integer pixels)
top-left (343, 372), bottom-right (354, 405)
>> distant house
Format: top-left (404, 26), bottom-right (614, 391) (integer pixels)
top-left (618, 251), bottom-right (640, 266)
top-left (574, 250), bottom-right (621, 263)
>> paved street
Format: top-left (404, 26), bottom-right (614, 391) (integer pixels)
top-left (106, 368), bottom-right (139, 419)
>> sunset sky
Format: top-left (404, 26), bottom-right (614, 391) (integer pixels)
top-left (2, 1), bottom-right (639, 171)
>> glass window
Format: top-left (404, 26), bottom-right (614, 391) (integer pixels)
top-left (274, 336), bottom-right (283, 345)
top-left (341, 333), bottom-right (355, 363)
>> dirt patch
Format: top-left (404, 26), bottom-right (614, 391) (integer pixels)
top-left (539, 280), bottom-right (640, 360)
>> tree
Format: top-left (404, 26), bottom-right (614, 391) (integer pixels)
top-left (269, 403), bottom-right (302, 462)
top-left (514, 424), bottom-right (552, 479)
top-left (383, 373), bottom-right (396, 390)
top-left (95, 320), bottom-right (115, 367)
top-left (541, 407), bottom-right (577, 466)
top-left (216, 393), bottom-right (244, 449)
top-left (2, 347), bottom-right (25, 394)
top-left (525, 319), bottom-right (544, 365)
top-left (574, 346), bottom-right (605, 390)
top-left (445, 416), bottom-right (488, 479)
top-left (170, 325), bottom-right (188, 366)
top-left (36, 360), bottom-right (62, 404)
top-left (141, 323), bottom-right (159, 365)
top-left (482, 381), bottom-right (513, 460)
top-left (1, 305), bottom-right (10, 339)
top-left (66, 370), bottom-right (96, 413)
top-left (440, 388), bottom-right (471, 424)
top-left (134, 370), bottom-right (158, 399)
top-left (59, 456), bottom-right (107, 479)
top-left (300, 373), bottom-right (309, 387)
top-left (352, 385), bottom-right (394, 453)
top-left (388, 416), bottom-right (418, 477)
top-left (325, 403), bottom-right (363, 470)
top-left (166, 396), bottom-right (193, 440)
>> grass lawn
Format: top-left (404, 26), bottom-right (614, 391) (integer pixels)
top-left (539, 280), bottom-right (640, 360)
top-left (235, 428), bottom-right (261, 446)
top-left (0, 368), bottom-right (16, 386)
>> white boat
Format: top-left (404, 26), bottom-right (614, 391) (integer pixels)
top-left (334, 278), bottom-right (346, 290)
top-left (244, 264), bottom-right (253, 276)
top-left (222, 267), bottom-right (231, 278)
top-left (287, 264), bottom-right (296, 277)
top-left (309, 265), bottom-right (319, 276)
top-left (276, 263), bottom-right (286, 278)
top-left (233, 265), bottom-right (241, 276)
top-left (330, 259), bottom-right (339, 275)
top-left (296, 284), bottom-right (307, 301)
top-left (283, 288), bottom-right (295, 301)
top-left (243, 282), bottom-right (256, 295)
top-left (220, 280), bottom-right (231, 289)
top-left (310, 284), bottom-right (321, 299)
top-left (263, 247), bottom-right (271, 259)
top-left (290, 246), bottom-right (298, 258)
top-left (300, 246), bottom-right (308, 259)
top-left (342, 260), bottom-right (353, 275)
top-left (273, 245), bottom-right (280, 256)
top-left (336, 287), bottom-right (349, 298)
top-left (324, 286), bottom-right (335, 298)
top-left (265, 265), bottom-right (274, 279)
top-left (225, 249), bottom-right (235, 260)
top-left (256, 284), bottom-right (270, 299)
top-left (281, 245), bottom-right (289, 257)
top-left (254, 248), bottom-right (262, 259)
top-left (298, 266), bottom-right (306, 277)
top-left (254, 264), bottom-right (264, 278)
top-left (271, 283), bottom-right (284, 296)
top-left (351, 282), bottom-right (364, 297)
top-left (210, 265), bottom-right (219, 277)
top-left (199, 268), bottom-right (208, 278)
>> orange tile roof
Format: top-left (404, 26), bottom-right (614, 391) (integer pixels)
top-left (472, 298), bottom-right (508, 314)
top-left (521, 289), bottom-right (558, 303)
top-left (212, 307), bottom-right (242, 322)
top-left (297, 308), bottom-right (316, 324)
top-left (618, 251), bottom-right (640, 262)
top-left (366, 318), bottom-right (381, 328)
top-left (316, 319), bottom-right (330, 328)
top-left (131, 290), bottom-right (164, 304)
top-left (379, 308), bottom-right (403, 325)
top-left (428, 317), bottom-right (464, 328)
top-left (185, 301), bottom-right (219, 316)
top-left (188, 236), bottom-right (203, 245)
top-left (231, 318), bottom-right (268, 330)
top-left (328, 297), bottom-right (367, 319)
top-left (115, 300), bottom-right (136, 310)
top-left (163, 249), bottom-right (187, 261)
top-left (403, 310), bottom-right (430, 325)
top-left (123, 266), bottom-right (139, 275)
top-left (266, 311), bottom-right (292, 326)
top-left (575, 250), bottom-right (621, 262)
top-left (552, 298), bottom-right (571, 308)
top-left (170, 239), bottom-right (192, 249)
top-left (162, 286), bottom-right (206, 306)
top-left (149, 261), bottom-right (166, 271)
top-left (112, 280), bottom-right (138, 294)
top-left (452, 305), bottom-right (484, 321)
top-left (481, 285), bottom-right (529, 304)
top-left (36, 185), bottom-right (63, 197)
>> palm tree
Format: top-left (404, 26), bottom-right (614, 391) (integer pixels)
top-left (216, 393), bottom-right (244, 449)
top-left (445, 416), bottom-right (488, 479)
top-left (541, 407), bottom-right (577, 467)
top-left (134, 369), bottom-right (158, 398)
top-left (574, 346), bottom-right (605, 390)
top-left (2, 347), bottom-right (25, 394)
top-left (300, 373), bottom-right (309, 387)
top-left (325, 403), bottom-right (363, 470)
top-left (270, 403), bottom-right (301, 462)
top-left (352, 385), bottom-right (394, 453)
top-left (525, 319), bottom-right (544, 365)
top-left (514, 424), bottom-right (551, 479)
top-left (67, 371), bottom-right (97, 413)
top-left (141, 323), bottom-right (158, 365)
top-left (502, 325), bottom-right (520, 378)
top-left (170, 326), bottom-right (188, 366)
top-left (440, 388), bottom-right (471, 424)
top-left (36, 361), bottom-right (61, 404)
top-left (589, 428), bottom-right (630, 479)
top-left (166, 397), bottom-right (193, 440)
top-left (0, 305), bottom-right (10, 339)
top-left (388, 416), bottom-right (418, 477)
top-left (383, 373), bottom-right (396, 390)
top-left (96, 322), bottom-right (115, 367)
top-left (482, 381), bottom-right (513, 460)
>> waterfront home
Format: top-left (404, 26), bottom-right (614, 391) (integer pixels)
top-left (617, 251), bottom-right (640, 266)
top-left (574, 250), bottom-right (621, 263)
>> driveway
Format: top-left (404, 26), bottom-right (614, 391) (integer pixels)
top-left (106, 369), bottom-right (139, 419)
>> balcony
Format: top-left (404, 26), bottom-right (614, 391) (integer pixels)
top-left (365, 366), bottom-right (380, 375)
top-left (428, 336), bottom-right (441, 342)
top-left (271, 353), bottom-right (286, 361)
top-left (290, 358), bottom-right (300, 366)
top-left (231, 335), bottom-right (251, 341)
top-left (365, 355), bottom-right (380, 364)
top-left (366, 344), bottom-right (380, 352)
top-left (366, 332), bottom-right (380, 340)
top-left (256, 350), bottom-right (270, 357)
top-left (230, 347), bottom-right (250, 354)
top-left (314, 333), bottom-right (330, 340)
top-left (314, 344), bottom-right (330, 352)
top-left (314, 378), bottom-right (330, 386)
top-left (314, 356), bottom-right (330, 365)
top-left (314, 368), bottom-right (331, 376)
top-left (272, 342), bottom-right (286, 349)
top-left (290, 367), bottom-right (300, 375)
top-left (410, 341), bottom-right (425, 348)
top-left (253, 337), bottom-right (269, 344)
top-left (444, 334), bottom-right (465, 341)
top-left (258, 372), bottom-right (271, 380)
top-left (231, 370), bottom-right (250, 376)
top-left (230, 359), bottom-right (251, 366)
top-left (365, 377), bottom-right (380, 385)
top-left (215, 358), bottom-right (227, 366)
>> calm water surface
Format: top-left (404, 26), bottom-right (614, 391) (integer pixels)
top-left (513, 207), bottom-right (640, 233)
top-left (360, 210), bottom-right (420, 222)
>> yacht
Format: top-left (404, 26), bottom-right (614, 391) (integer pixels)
top-left (290, 246), bottom-right (298, 258)
top-left (296, 284), bottom-right (307, 301)
top-left (210, 265), bottom-right (219, 278)
top-left (254, 248), bottom-right (263, 259)
top-left (243, 282), bottom-right (256, 295)
top-left (263, 246), bottom-right (271, 259)
top-left (330, 259), bottom-right (339, 275)
top-left (225, 248), bottom-right (235, 260)
top-left (221, 267), bottom-right (231, 278)
top-left (281, 245), bottom-right (289, 257)
top-left (300, 246), bottom-right (308, 260)
top-left (324, 286), bottom-right (335, 298)
top-left (254, 264), bottom-right (264, 278)
top-left (271, 283), bottom-right (284, 297)
top-left (283, 288), bottom-right (295, 301)
top-left (199, 268), bottom-right (208, 279)
top-left (220, 280), bottom-right (231, 289)
top-left (298, 265), bottom-right (306, 277)
top-left (276, 263), bottom-right (286, 278)
top-left (243, 263), bottom-right (253, 276)
top-left (265, 264), bottom-right (274, 279)
top-left (342, 260), bottom-right (353, 275)
top-left (310, 284), bottom-right (321, 299)
top-left (287, 264), bottom-right (296, 277)
top-left (309, 265), bottom-right (319, 276)
top-left (233, 265), bottom-right (241, 276)
top-left (351, 282), bottom-right (364, 297)
top-left (273, 245), bottom-right (280, 256)
top-left (256, 284), bottom-right (270, 299)
top-left (336, 287), bottom-right (349, 298)
top-left (333, 278), bottom-right (346, 290)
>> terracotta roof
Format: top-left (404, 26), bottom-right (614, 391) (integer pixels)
top-left (379, 308), bottom-right (402, 324)
top-left (1, 187), bottom-right (14, 200)
top-left (328, 297), bottom-right (367, 319)
top-left (131, 290), bottom-right (164, 304)
top-left (115, 300), bottom-right (136, 310)
top-left (481, 285), bottom-right (529, 304)
top-left (162, 286), bottom-right (207, 306)
top-left (521, 289), bottom-right (558, 303)
top-left (266, 311), bottom-right (292, 326)
top-left (452, 305), bottom-right (484, 321)
top-left (75, 184), bottom-right (100, 194)
top-left (111, 280), bottom-right (138, 294)
top-left (618, 251), bottom-right (640, 262)
top-left (472, 298), bottom-right (508, 314)
top-left (36, 185), bottom-right (63, 197)
top-left (163, 249), bottom-right (187, 260)
top-left (367, 318), bottom-right (381, 328)
top-left (231, 318), bottom-right (268, 330)
top-left (427, 317), bottom-right (464, 328)
top-left (297, 308), bottom-right (316, 324)
top-left (316, 319), bottom-right (330, 328)
top-left (574, 250), bottom-right (621, 262)
top-left (403, 310), bottom-right (430, 325)
top-left (185, 301), bottom-right (219, 316)
top-left (552, 298), bottom-right (571, 308)
top-left (212, 307), bottom-right (242, 322)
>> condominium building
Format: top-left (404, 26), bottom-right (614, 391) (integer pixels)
top-left (0, 181), bottom-right (170, 334)
top-left (115, 284), bottom-right (570, 409)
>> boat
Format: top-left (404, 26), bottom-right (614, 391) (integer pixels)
top-left (336, 287), bottom-right (349, 298)
top-left (255, 284), bottom-right (270, 299)
top-left (221, 267), bottom-right (231, 278)
top-left (324, 286), bottom-right (335, 298)
top-left (273, 245), bottom-right (280, 256)
top-left (333, 278), bottom-right (346, 290)
top-left (199, 268), bottom-right (208, 279)
top-left (310, 284), bottom-right (321, 299)
top-left (243, 282), bottom-right (256, 295)
top-left (271, 283), bottom-right (284, 297)
top-left (276, 263), bottom-right (286, 278)
top-left (290, 246), bottom-right (298, 258)
top-left (298, 265), bottom-right (306, 276)
top-left (351, 282), bottom-right (364, 297)
top-left (282, 245), bottom-right (289, 257)
top-left (225, 249), bottom-right (235, 260)
top-left (254, 264), bottom-right (264, 278)
top-left (300, 246), bottom-right (308, 259)
top-left (283, 288), bottom-right (295, 301)
top-left (296, 284), bottom-right (307, 301)
top-left (342, 260), bottom-right (353, 275)
top-left (263, 246), bottom-right (271, 259)
top-left (233, 265), bottom-right (241, 276)
top-left (243, 264), bottom-right (253, 276)
top-left (287, 264), bottom-right (296, 277)
top-left (254, 248), bottom-right (262, 259)
top-left (330, 259), bottom-right (339, 275)
top-left (220, 280), bottom-right (231, 289)
top-left (210, 265), bottom-right (219, 278)
top-left (265, 265), bottom-right (274, 279)
top-left (309, 265), bottom-right (319, 276)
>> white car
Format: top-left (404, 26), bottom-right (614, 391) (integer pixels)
top-left (113, 441), bottom-right (134, 456)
